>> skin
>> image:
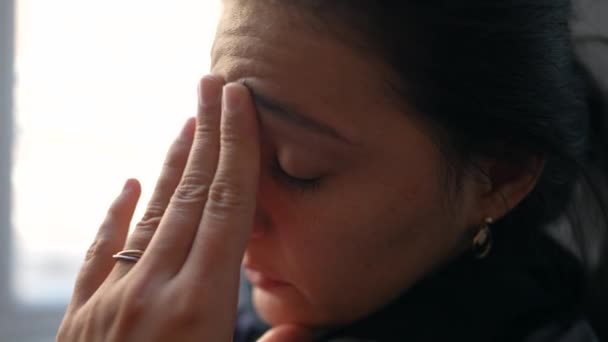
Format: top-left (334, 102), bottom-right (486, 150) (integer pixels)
top-left (211, 0), bottom-right (542, 329)
top-left (58, 78), bottom-right (309, 341)
top-left (58, 1), bottom-right (543, 341)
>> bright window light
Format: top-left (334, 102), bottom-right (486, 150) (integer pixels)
top-left (13, 0), bottom-right (221, 305)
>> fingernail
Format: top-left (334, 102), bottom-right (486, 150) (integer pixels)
top-left (223, 83), bottom-right (243, 112)
top-left (198, 75), bottom-right (221, 107)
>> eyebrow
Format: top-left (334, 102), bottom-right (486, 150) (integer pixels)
top-left (241, 80), bottom-right (355, 145)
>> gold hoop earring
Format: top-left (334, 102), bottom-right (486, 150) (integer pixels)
top-left (472, 217), bottom-right (493, 259)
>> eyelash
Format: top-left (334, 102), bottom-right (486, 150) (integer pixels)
top-left (270, 158), bottom-right (322, 192)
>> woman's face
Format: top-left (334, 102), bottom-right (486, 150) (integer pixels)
top-left (211, 1), bottom-right (483, 328)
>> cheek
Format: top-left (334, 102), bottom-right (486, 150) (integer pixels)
top-left (249, 153), bottom-right (460, 327)
top-left (306, 182), bottom-right (449, 318)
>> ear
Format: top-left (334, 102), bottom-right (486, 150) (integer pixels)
top-left (473, 154), bottom-right (545, 223)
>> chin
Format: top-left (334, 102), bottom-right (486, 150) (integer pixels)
top-left (251, 285), bottom-right (395, 330)
top-left (251, 286), bottom-right (327, 328)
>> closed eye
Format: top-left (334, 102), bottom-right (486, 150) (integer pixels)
top-left (270, 158), bottom-right (322, 191)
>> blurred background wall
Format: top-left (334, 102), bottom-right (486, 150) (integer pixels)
top-left (1, 1), bottom-right (220, 340)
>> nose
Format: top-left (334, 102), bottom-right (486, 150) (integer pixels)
top-left (251, 207), bottom-right (271, 239)
top-left (250, 163), bottom-right (274, 239)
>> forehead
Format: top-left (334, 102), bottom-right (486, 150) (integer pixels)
top-left (212, 2), bottom-right (322, 85)
top-left (211, 1), bottom-right (396, 130)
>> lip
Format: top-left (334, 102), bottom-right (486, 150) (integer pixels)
top-left (243, 266), bottom-right (290, 290)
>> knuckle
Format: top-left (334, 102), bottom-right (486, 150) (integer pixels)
top-left (208, 180), bottom-right (246, 211)
top-left (173, 178), bottom-right (210, 204)
top-left (220, 124), bottom-right (242, 145)
top-left (172, 296), bottom-right (199, 322)
top-left (129, 211), bottom-right (164, 249)
top-left (195, 117), bottom-right (219, 136)
top-left (84, 236), bottom-right (110, 262)
top-left (168, 286), bottom-right (205, 327)
top-left (119, 284), bottom-right (151, 322)
top-left (135, 213), bottom-right (163, 234)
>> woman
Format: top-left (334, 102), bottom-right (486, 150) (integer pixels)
top-left (57, 0), bottom-right (607, 341)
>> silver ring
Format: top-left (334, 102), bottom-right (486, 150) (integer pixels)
top-left (112, 249), bottom-right (145, 263)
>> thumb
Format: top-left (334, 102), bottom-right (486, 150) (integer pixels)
top-left (257, 325), bottom-right (314, 342)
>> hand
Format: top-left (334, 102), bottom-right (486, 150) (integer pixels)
top-left (257, 325), bottom-right (314, 342)
top-left (57, 76), bottom-right (262, 341)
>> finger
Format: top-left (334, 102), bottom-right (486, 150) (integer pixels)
top-left (69, 179), bottom-right (140, 308)
top-left (183, 82), bottom-right (260, 283)
top-left (257, 325), bottom-right (314, 342)
top-left (139, 75), bottom-right (225, 273)
top-left (109, 116), bottom-right (196, 279)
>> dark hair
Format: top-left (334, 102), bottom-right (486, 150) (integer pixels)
top-left (288, 0), bottom-right (608, 334)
